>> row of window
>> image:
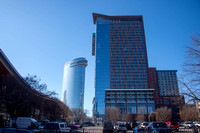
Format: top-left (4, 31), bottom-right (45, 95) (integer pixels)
top-left (110, 69), bottom-right (147, 71)
top-left (110, 46), bottom-right (145, 49)
top-left (110, 29), bottom-right (143, 32)
top-left (110, 56), bottom-right (147, 58)
top-left (110, 64), bottom-right (147, 67)
top-left (106, 91), bottom-right (154, 94)
top-left (106, 99), bottom-right (154, 102)
top-left (106, 95), bottom-right (154, 98)
top-left (110, 40), bottom-right (144, 44)
top-left (110, 53), bottom-right (146, 56)
top-left (110, 24), bottom-right (143, 28)
top-left (110, 36), bottom-right (144, 39)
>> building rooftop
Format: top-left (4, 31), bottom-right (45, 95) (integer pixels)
top-left (64, 57), bottom-right (88, 67)
top-left (93, 13), bottom-right (143, 24)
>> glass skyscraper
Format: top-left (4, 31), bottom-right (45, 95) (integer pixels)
top-left (62, 57), bottom-right (87, 109)
top-left (92, 13), bottom-right (151, 118)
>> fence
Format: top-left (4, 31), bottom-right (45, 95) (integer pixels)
top-left (70, 127), bottom-right (200, 133)
top-left (71, 129), bottom-right (102, 133)
top-left (71, 129), bottom-right (133, 133)
top-left (176, 127), bottom-right (200, 133)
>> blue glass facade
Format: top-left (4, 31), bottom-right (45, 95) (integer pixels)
top-left (105, 89), bottom-right (155, 114)
top-left (95, 18), bottom-right (111, 116)
top-left (93, 14), bottom-right (152, 118)
top-left (62, 57), bottom-right (87, 109)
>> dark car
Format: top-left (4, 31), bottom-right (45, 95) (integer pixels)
top-left (125, 123), bottom-right (132, 130)
top-left (38, 120), bottom-right (49, 129)
top-left (80, 122), bottom-right (95, 128)
top-left (103, 122), bottom-right (114, 133)
top-left (146, 122), bottom-right (173, 133)
top-left (42, 122), bottom-right (71, 133)
top-left (117, 125), bottom-right (127, 133)
top-left (132, 122), bottom-right (138, 129)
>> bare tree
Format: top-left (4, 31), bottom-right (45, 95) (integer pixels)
top-left (24, 74), bottom-right (57, 97)
top-left (72, 108), bottom-right (88, 124)
top-left (136, 114), bottom-right (145, 123)
top-left (148, 112), bottom-right (156, 122)
top-left (184, 34), bottom-right (200, 85)
top-left (181, 34), bottom-right (200, 102)
top-left (136, 106), bottom-right (146, 122)
top-left (105, 106), bottom-right (120, 123)
top-left (156, 106), bottom-right (172, 122)
top-left (179, 105), bottom-right (199, 121)
top-left (125, 114), bottom-right (134, 122)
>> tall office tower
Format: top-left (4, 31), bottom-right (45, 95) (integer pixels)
top-left (92, 13), bottom-right (153, 118)
top-left (62, 57), bottom-right (88, 109)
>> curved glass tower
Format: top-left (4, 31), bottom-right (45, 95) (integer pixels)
top-left (62, 57), bottom-right (88, 109)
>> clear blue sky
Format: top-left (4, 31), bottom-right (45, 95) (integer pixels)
top-left (0, 0), bottom-right (200, 116)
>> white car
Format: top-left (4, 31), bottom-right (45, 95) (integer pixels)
top-left (114, 124), bottom-right (119, 130)
top-left (183, 122), bottom-right (195, 128)
top-left (193, 122), bottom-right (200, 127)
top-left (139, 122), bottom-right (148, 128)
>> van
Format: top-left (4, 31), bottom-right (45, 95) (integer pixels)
top-left (16, 117), bottom-right (39, 129)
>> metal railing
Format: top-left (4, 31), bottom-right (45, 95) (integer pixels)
top-left (175, 127), bottom-right (199, 133)
top-left (70, 127), bottom-right (200, 133)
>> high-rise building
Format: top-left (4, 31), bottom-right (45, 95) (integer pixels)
top-left (148, 68), bottom-right (184, 119)
top-left (92, 13), bottom-right (152, 118)
top-left (157, 70), bottom-right (179, 96)
top-left (92, 13), bottom-right (185, 120)
top-left (62, 57), bottom-right (88, 109)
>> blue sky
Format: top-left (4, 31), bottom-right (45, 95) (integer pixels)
top-left (0, 0), bottom-right (200, 115)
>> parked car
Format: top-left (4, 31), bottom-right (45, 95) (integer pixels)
top-left (193, 121), bottom-right (200, 127)
top-left (79, 122), bottom-right (95, 128)
top-left (114, 124), bottom-right (119, 130)
top-left (0, 128), bottom-right (41, 133)
top-left (139, 122), bottom-right (148, 128)
top-left (125, 123), bottom-right (132, 130)
top-left (42, 122), bottom-right (71, 133)
top-left (117, 125), bottom-right (127, 133)
top-left (68, 124), bottom-right (79, 129)
top-left (16, 117), bottom-right (39, 129)
top-left (146, 122), bottom-right (173, 133)
top-left (74, 123), bottom-right (80, 128)
top-left (103, 122), bottom-right (114, 133)
top-left (132, 122), bottom-right (138, 129)
top-left (183, 122), bottom-right (195, 128)
top-left (38, 120), bottom-right (49, 129)
top-left (166, 121), bottom-right (179, 130)
top-left (133, 127), bottom-right (145, 133)
top-left (178, 122), bottom-right (184, 127)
